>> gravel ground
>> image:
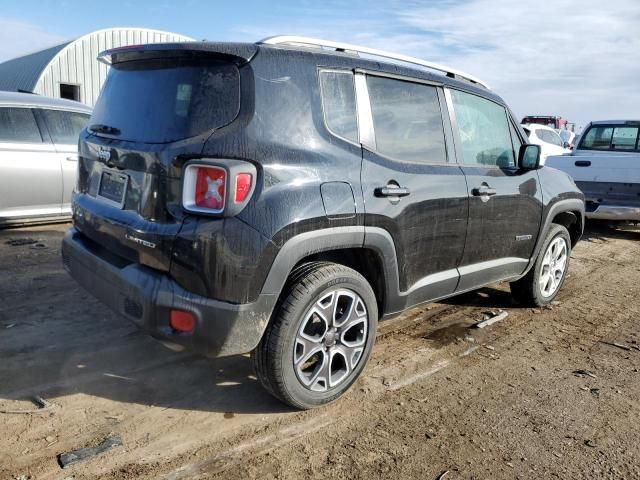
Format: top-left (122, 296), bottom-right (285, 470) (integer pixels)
top-left (1, 221), bottom-right (639, 479)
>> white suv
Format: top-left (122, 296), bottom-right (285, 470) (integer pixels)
top-left (522, 123), bottom-right (571, 164)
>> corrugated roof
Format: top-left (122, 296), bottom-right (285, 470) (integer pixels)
top-left (0, 41), bottom-right (71, 93)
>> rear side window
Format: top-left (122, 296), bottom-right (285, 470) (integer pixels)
top-left (0, 107), bottom-right (42, 143)
top-left (319, 71), bottom-right (358, 144)
top-left (367, 76), bottom-right (447, 163)
top-left (581, 125), bottom-right (640, 151)
top-left (91, 58), bottom-right (240, 143)
top-left (450, 90), bottom-right (515, 168)
top-left (612, 127), bottom-right (638, 150)
top-left (539, 129), bottom-right (563, 147)
top-left (41, 109), bottom-right (90, 144)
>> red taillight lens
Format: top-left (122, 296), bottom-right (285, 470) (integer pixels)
top-left (169, 310), bottom-right (195, 333)
top-left (234, 173), bottom-right (252, 204)
top-left (183, 160), bottom-right (255, 216)
top-left (194, 166), bottom-right (226, 211)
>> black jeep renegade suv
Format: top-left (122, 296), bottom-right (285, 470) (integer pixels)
top-left (62, 37), bottom-right (584, 409)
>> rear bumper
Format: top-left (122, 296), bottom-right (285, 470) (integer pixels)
top-left (62, 228), bottom-right (276, 357)
top-left (586, 204), bottom-right (640, 221)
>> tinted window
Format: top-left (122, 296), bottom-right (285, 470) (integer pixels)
top-left (581, 126), bottom-right (613, 149)
top-left (91, 58), bottom-right (240, 143)
top-left (41, 110), bottom-right (89, 144)
top-left (581, 125), bottom-right (640, 151)
top-left (367, 76), bottom-right (447, 163)
top-left (450, 90), bottom-right (515, 167)
top-left (0, 107), bottom-right (42, 143)
top-left (612, 127), bottom-right (639, 150)
top-left (320, 71), bottom-right (358, 143)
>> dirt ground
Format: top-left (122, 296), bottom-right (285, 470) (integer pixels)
top-left (1, 221), bottom-right (639, 480)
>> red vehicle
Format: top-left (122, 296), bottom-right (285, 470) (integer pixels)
top-left (522, 115), bottom-right (575, 131)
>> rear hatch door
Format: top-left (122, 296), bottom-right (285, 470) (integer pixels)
top-left (74, 44), bottom-right (253, 271)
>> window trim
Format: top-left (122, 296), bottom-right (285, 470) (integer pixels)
top-left (317, 68), bottom-right (361, 148)
top-left (354, 68), bottom-right (444, 88)
top-left (578, 124), bottom-right (640, 152)
top-left (354, 72), bottom-right (376, 150)
top-left (444, 86), bottom-right (518, 169)
top-left (357, 71), bottom-right (452, 166)
top-left (0, 106), bottom-right (45, 145)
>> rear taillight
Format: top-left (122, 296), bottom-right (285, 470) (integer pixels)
top-left (234, 173), bottom-right (252, 204)
top-left (194, 166), bottom-right (226, 211)
top-left (182, 159), bottom-right (256, 216)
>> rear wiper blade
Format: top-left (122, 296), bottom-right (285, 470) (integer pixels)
top-left (89, 124), bottom-right (121, 135)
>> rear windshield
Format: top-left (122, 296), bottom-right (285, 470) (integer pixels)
top-left (90, 58), bottom-right (240, 143)
top-left (580, 125), bottom-right (640, 151)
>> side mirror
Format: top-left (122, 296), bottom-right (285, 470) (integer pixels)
top-left (518, 144), bottom-right (541, 170)
top-left (563, 141), bottom-right (570, 149)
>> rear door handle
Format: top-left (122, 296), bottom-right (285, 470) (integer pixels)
top-left (66, 156), bottom-right (79, 162)
top-left (375, 186), bottom-right (411, 198)
top-left (472, 185), bottom-right (497, 196)
top-left (575, 160), bottom-right (591, 167)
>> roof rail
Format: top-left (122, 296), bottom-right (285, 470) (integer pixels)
top-left (258, 35), bottom-right (489, 89)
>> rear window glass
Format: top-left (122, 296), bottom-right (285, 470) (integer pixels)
top-left (319, 71), bottom-right (358, 143)
top-left (41, 109), bottom-right (90, 144)
top-left (91, 58), bottom-right (240, 143)
top-left (580, 125), bottom-right (640, 151)
top-left (0, 107), bottom-right (42, 143)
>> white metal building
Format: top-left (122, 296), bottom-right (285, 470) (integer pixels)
top-left (0, 28), bottom-right (194, 107)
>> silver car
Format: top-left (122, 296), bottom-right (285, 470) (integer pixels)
top-left (0, 91), bottom-right (91, 226)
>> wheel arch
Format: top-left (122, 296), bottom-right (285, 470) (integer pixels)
top-left (260, 227), bottom-right (400, 318)
top-left (519, 198), bottom-right (585, 278)
top-left (551, 210), bottom-right (582, 247)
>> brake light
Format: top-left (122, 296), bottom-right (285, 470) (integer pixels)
top-left (195, 166), bottom-right (226, 211)
top-left (234, 173), bottom-right (252, 203)
top-left (182, 160), bottom-right (256, 216)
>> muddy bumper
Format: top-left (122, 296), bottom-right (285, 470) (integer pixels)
top-left (61, 228), bottom-right (275, 357)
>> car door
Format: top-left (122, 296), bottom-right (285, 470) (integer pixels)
top-left (444, 88), bottom-right (543, 292)
top-left (38, 108), bottom-right (91, 213)
top-left (358, 73), bottom-right (468, 309)
top-left (0, 106), bottom-right (63, 222)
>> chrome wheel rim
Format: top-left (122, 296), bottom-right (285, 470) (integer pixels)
top-left (539, 236), bottom-right (568, 298)
top-left (294, 289), bottom-right (368, 392)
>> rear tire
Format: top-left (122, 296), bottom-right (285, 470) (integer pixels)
top-left (511, 224), bottom-right (571, 307)
top-left (252, 262), bottom-right (378, 409)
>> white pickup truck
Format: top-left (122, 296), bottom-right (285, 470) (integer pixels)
top-left (546, 120), bottom-right (640, 221)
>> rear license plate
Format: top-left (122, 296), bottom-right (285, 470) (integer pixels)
top-left (97, 170), bottom-right (128, 208)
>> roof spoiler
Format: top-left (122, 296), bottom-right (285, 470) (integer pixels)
top-left (97, 42), bottom-right (258, 66)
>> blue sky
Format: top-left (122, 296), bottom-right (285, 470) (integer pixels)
top-left (1, 0), bottom-right (639, 130)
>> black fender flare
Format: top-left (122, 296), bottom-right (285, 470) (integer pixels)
top-left (259, 226), bottom-right (401, 314)
top-left (520, 198), bottom-right (585, 278)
